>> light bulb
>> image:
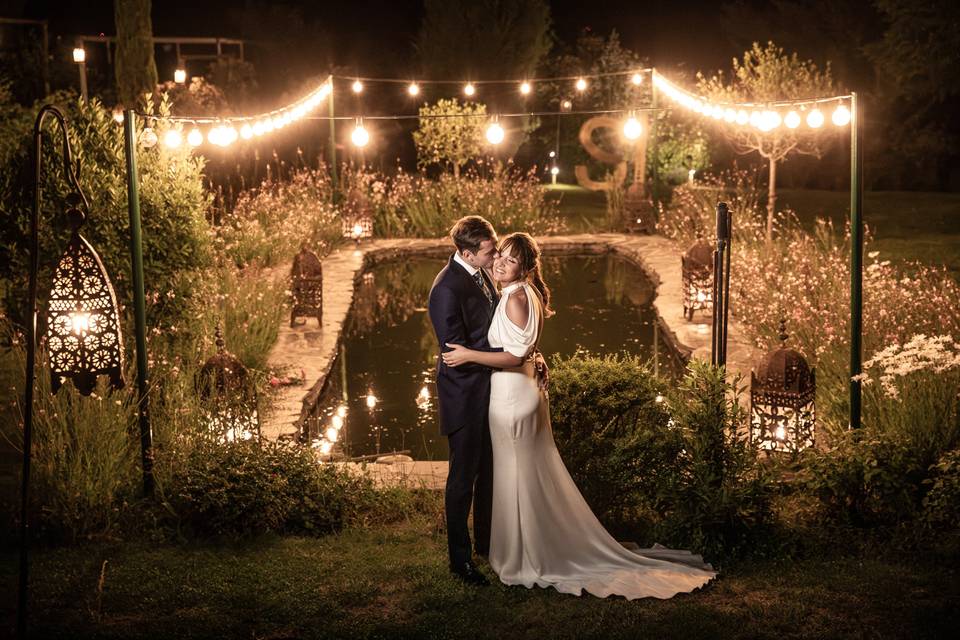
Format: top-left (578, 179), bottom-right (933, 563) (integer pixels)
top-left (407, 82), bottom-right (420, 96)
top-left (775, 425), bottom-right (786, 440)
top-left (207, 126), bottom-right (222, 146)
top-left (70, 311), bottom-right (91, 335)
top-left (550, 166), bottom-right (559, 176)
top-left (765, 110), bottom-right (782, 130)
top-left (631, 72), bottom-right (643, 86)
top-left (163, 129), bottom-right (182, 148)
top-left (366, 393), bottom-right (377, 409)
top-left (325, 427), bottom-right (339, 442)
top-left (485, 122), bottom-right (505, 144)
top-left (575, 77), bottom-right (587, 92)
top-left (463, 83), bottom-right (476, 97)
top-left (785, 111), bottom-right (801, 129)
top-left (319, 441), bottom-right (333, 455)
top-left (519, 81), bottom-right (531, 95)
top-left (735, 110), bottom-right (749, 125)
top-left (806, 108), bottom-right (824, 128)
top-left (418, 386), bottom-right (430, 401)
top-left (351, 123), bottom-right (369, 147)
top-left (832, 104), bottom-right (851, 126)
top-left (352, 222), bottom-right (364, 238)
top-left (337, 405), bottom-right (347, 418)
top-left (352, 79), bottom-right (363, 93)
top-left (140, 127), bottom-right (158, 148)
top-left (174, 68), bottom-right (186, 84)
top-left (240, 124), bottom-right (253, 139)
top-left (560, 99), bottom-right (572, 111)
top-left (112, 109), bottom-right (124, 124)
top-left (749, 111), bottom-right (762, 128)
top-left (548, 150), bottom-right (556, 158)
top-left (623, 116), bottom-right (642, 140)
top-left (724, 108), bottom-right (737, 123)
top-left (187, 128), bottom-right (203, 147)
top-left (72, 47), bottom-right (85, 63)
top-left (332, 414), bottom-right (344, 429)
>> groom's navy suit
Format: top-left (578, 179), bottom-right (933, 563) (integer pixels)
top-left (428, 253), bottom-right (501, 568)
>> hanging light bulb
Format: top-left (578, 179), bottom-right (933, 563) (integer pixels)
top-left (631, 72), bottom-right (643, 86)
top-left (486, 120), bottom-right (505, 145)
top-left (463, 82), bottom-right (476, 97)
top-left (207, 126), bottom-right (222, 146)
top-left (560, 99), bottom-right (572, 112)
top-left (806, 108), bottom-right (824, 128)
top-left (749, 110), bottom-right (763, 128)
top-left (240, 124), bottom-right (253, 139)
top-left (623, 115), bottom-right (642, 140)
top-left (550, 166), bottom-right (559, 176)
top-left (140, 127), bottom-right (158, 148)
top-left (163, 129), bottom-right (182, 149)
top-left (575, 77), bottom-right (587, 92)
top-left (366, 392), bottom-right (378, 409)
top-left (832, 104), bottom-right (851, 126)
top-left (336, 405), bottom-right (347, 418)
top-left (187, 127), bottom-right (203, 147)
top-left (785, 111), bottom-right (801, 129)
top-left (735, 110), bottom-right (749, 125)
top-left (351, 119), bottom-right (370, 147)
top-left (407, 82), bottom-right (420, 96)
top-left (174, 68), bottom-right (186, 84)
top-left (724, 108), bottom-right (737, 123)
top-left (72, 47), bottom-right (85, 63)
top-left (325, 426), bottom-right (339, 442)
top-left (352, 79), bottom-right (363, 93)
top-left (519, 81), bottom-right (531, 95)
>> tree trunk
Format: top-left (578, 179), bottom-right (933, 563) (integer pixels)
top-left (114, 0), bottom-right (158, 107)
top-left (766, 157), bottom-right (778, 242)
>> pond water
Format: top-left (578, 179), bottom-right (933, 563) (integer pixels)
top-left (307, 254), bottom-right (683, 460)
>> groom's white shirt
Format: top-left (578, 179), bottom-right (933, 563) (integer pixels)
top-left (453, 251), bottom-right (479, 276)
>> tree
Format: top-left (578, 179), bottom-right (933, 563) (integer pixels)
top-left (415, 0), bottom-right (552, 83)
top-left (698, 42), bottom-right (836, 240)
top-left (413, 99), bottom-right (488, 177)
top-left (114, 0), bottom-right (158, 107)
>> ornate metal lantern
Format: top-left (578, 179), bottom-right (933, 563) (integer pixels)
top-left (290, 245), bottom-right (323, 327)
top-left (341, 186), bottom-right (374, 243)
top-left (750, 319), bottom-right (816, 454)
top-left (197, 325), bottom-right (260, 442)
top-left (681, 236), bottom-right (714, 320)
top-left (46, 197), bottom-right (126, 396)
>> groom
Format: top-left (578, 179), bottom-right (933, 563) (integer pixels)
top-left (428, 215), bottom-right (501, 586)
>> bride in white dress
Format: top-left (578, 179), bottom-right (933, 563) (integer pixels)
top-left (442, 232), bottom-right (716, 600)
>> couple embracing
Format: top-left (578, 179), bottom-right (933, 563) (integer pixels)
top-left (428, 215), bottom-right (716, 600)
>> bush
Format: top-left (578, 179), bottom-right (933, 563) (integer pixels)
top-left (922, 449), bottom-right (960, 531)
top-left (165, 439), bottom-right (379, 538)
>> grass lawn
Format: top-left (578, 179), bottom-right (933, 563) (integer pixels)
top-left (547, 184), bottom-right (960, 274)
top-left (2, 517), bottom-right (957, 639)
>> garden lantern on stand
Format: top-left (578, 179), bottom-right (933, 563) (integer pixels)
top-left (681, 234), bottom-right (714, 321)
top-left (197, 324), bottom-right (261, 443)
top-left (290, 244), bottom-right (323, 328)
top-left (750, 319), bottom-right (816, 454)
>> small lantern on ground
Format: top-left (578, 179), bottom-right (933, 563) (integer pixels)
top-left (46, 195), bottom-right (126, 396)
top-left (750, 319), bottom-right (816, 454)
top-left (197, 325), bottom-right (261, 443)
top-left (290, 245), bottom-right (323, 327)
top-left (681, 235), bottom-right (714, 320)
top-left (341, 188), bottom-right (374, 245)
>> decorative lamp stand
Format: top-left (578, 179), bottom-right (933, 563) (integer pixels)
top-left (750, 319), bottom-right (816, 454)
top-left (681, 235), bottom-right (714, 321)
top-left (196, 325), bottom-right (261, 443)
top-left (290, 245), bottom-right (323, 327)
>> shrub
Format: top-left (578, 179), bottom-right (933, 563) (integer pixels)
top-left (922, 449), bottom-right (960, 531)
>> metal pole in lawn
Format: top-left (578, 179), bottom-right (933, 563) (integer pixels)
top-left (122, 109), bottom-right (155, 496)
top-left (849, 92), bottom-right (863, 430)
top-left (328, 75), bottom-right (338, 203)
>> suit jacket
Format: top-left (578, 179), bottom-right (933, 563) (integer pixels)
top-left (427, 254), bottom-right (501, 436)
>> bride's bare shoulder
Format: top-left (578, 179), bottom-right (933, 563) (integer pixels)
top-left (505, 287), bottom-right (529, 326)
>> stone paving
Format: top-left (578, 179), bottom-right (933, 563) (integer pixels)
top-left (263, 234), bottom-right (759, 488)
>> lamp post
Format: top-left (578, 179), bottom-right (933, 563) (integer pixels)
top-left (73, 42), bottom-right (88, 102)
top-left (19, 104), bottom-right (126, 638)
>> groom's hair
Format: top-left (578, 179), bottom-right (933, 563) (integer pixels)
top-left (450, 216), bottom-right (496, 255)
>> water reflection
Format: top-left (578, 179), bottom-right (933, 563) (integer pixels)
top-left (309, 255), bottom-right (683, 460)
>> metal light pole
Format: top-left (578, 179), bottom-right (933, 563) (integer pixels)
top-left (73, 41), bottom-right (88, 102)
top-left (711, 202), bottom-right (733, 369)
top-left (122, 109), bottom-right (155, 496)
top-left (327, 75), bottom-right (338, 202)
top-left (849, 92), bottom-right (863, 430)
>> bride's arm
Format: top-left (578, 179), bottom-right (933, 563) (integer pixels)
top-left (442, 288), bottom-right (531, 368)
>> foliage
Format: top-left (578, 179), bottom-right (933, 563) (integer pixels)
top-left (412, 99), bottom-right (489, 177)
top-left (368, 164), bottom-right (562, 237)
top-left (415, 0), bottom-right (552, 82)
top-left (0, 92), bottom-right (212, 331)
top-left (163, 76), bottom-right (230, 116)
top-left (113, 0), bottom-right (159, 107)
top-left (922, 449), bottom-right (960, 530)
top-left (205, 58), bottom-right (259, 109)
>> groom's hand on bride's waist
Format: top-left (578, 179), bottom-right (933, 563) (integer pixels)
top-left (534, 350), bottom-right (549, 392)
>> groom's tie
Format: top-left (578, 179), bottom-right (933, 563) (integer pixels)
top-left (473, 270), bottom-right (493, 305)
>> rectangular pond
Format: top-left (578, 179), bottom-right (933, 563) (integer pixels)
top-left (306, 253), bottom-right (683, 460)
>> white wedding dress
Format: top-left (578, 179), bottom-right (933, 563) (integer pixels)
top-left (487, 282), bottom-right (717, 600)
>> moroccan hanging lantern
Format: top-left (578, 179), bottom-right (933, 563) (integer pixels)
top-left (750, 319), bottom-right (816, 454)
top-left (681, 235), bottom-right (714, 321)
top-left (196, 324), bottom-right (260, 443)
top-left (46, 194), bottom-right (125, 396)
top-left (290, 244), bottom-right (323, 327)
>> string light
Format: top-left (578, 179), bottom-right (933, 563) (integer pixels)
top-left (352, 79), bottom-right (364, 93)
top-left (550, 166), bottom-right (559, 176)
top-left (560, 99), bottom-right (572, 111)
top-left (806, 108), bottom-right (824, 128)
top-left (187, 127), bottom-right (203, 147)
top-left (623, 115), bottom-right (642, 140)
top-left (485, 119), bottom-right (505, 145)
top-left (140, 127), bottom-right (158, 148)
top-left (463, 82), bottom-right (476, 97)
top-left (407, 82), bottom-right (420, 96)
top-left (784, 110), bottom-right (801, 129)
top-left (163, 129), bottom-right (183, 149)
top-left (575, 77), bottom-right (587, 92)
top-left (351, 119), bottom-right (370, 147)
top-left (519, 81), bottom-right (531, 96)
top-left (631, 72), bottom-right (643, 86)
top-left (174, 68), bottom-right (186, 84)
top-left (832, 104), bottom-right (851, 126)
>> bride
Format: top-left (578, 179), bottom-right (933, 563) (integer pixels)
top-left (442, 232), bottom-right (716, 600)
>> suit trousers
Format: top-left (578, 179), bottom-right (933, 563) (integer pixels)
top-left (445, 418), bottom-right (493, 568)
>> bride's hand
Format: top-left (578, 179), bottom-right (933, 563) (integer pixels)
top-left (442, 343), bottom-right (473, 367)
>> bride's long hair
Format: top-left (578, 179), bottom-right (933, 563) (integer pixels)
top-left (498, 232), bottom-right (554, 318)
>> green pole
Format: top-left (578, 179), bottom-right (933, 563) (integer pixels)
top-left (849, 92), bottom-right (863, 430)
top-left (650, 71), bottom-right (659, 215)
top-left (328, 75), bottom-right (338, 202)
top-left (122, 109), bottom-right (155, 496)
